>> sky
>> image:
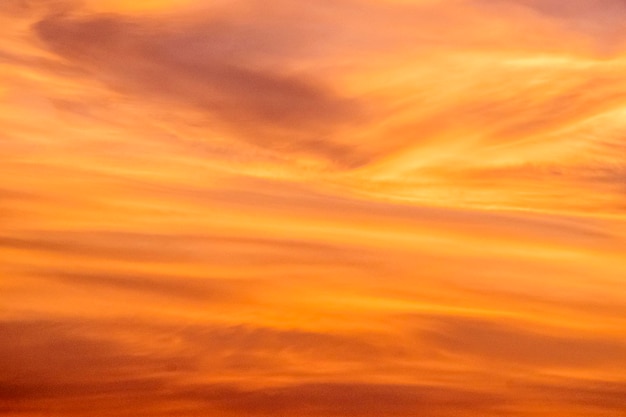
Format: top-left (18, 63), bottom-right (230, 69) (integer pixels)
top-left (1, 0), bottom-right (626, 416)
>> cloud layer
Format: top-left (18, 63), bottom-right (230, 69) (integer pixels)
top-left (2, 1), bottom-right (626, 416)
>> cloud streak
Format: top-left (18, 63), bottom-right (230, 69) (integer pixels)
top-left (2, 0), bottom-right (626, 416)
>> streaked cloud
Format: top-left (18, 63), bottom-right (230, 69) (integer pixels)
top-left (2, 0), bottom-right (626, 416)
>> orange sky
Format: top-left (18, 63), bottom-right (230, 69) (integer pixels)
top-left (2, 1), bottom-right (626, 416)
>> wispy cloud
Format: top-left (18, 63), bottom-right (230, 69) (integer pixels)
top-left (2, 0), bottom-right (626, 416)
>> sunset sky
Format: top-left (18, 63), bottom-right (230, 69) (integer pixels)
top-left (2, 0), bottom-right (626, 416)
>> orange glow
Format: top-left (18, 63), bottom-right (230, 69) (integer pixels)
top-left (2, 1), bottom-right (626, 416)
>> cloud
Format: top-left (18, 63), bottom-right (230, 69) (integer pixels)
top-left (0, 318), bottom-right (433, 416)
top-left (33, 9), bottom-right (366, 167)
top-left (0, 317), bottom-right (391, 381)
top-left (3, 317), bottom-right (625, 416)
top-left (0, 320), bottom-right (185, 391)
top-left (0, 229), bottom-right (379, 269)
top-left (532, 379), bottom-right (626, 411)
top-left (43, 271), bottom-right (248, 304)
top-left (419, 315), bottom-right (626, 368)
top-left (3, 1), bottom-right (626, 417)
top-left (472, 0), bottom-right (626, 53)
top-left (177, 382), bottom-right (503, 417)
